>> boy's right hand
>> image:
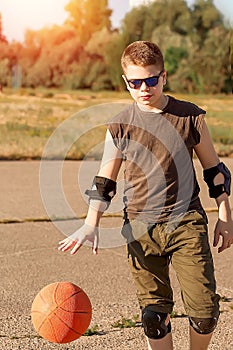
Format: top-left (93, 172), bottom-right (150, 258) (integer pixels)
top-left (58, 223), bottom-right (99, 255)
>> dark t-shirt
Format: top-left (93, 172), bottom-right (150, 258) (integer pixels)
top-left (108, 95), bottom-right (206, 224)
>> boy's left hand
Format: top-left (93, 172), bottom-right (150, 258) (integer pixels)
top-left (213, 219), bottom-right (233, 253)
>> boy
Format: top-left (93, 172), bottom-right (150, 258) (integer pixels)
top-left (58, 41), bottom-right (233, 350)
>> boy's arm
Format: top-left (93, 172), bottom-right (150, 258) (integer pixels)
top-left (194, 121), bottom-right (233, 253)
top-left (58, 129), bottom-right (123, 254)
top-left (85, 129), bottom-right (123, 227)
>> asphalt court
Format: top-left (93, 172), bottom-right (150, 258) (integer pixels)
top-left (0, 160), bottom-right (232, 349)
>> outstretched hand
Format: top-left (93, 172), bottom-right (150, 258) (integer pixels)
top-left (213, 218), bottom-right (233, 253)
top-left (58, 223), bottom-right (99, 255)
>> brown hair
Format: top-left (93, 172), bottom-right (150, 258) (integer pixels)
top-left (121, 41), bottom-right (164, 73)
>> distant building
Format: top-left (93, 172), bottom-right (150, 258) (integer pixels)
top-left (129, 0), bottom-right (155, 9)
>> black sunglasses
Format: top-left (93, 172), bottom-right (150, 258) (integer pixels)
top-left (125, 70), bottom-right (164, 89)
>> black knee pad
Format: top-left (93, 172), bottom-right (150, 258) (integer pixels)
top-left (142, 308), bottom-right (171, 339)
top-left (189, 316), bottom-right (219, 335)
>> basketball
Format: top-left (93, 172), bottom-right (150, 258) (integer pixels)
top-left (31, 281), bottom-right (92, 343)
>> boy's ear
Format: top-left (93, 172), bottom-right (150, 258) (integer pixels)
top-left (162, 71), bottom-right (167, 86)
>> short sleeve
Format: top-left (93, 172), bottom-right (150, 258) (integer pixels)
top-left (107, 122), bottom-right (124, 150)
top-left (188, 113), bottom-right (205, 146)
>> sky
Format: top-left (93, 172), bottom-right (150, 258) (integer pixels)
top-left (0, 0), bottom-right (232, 43)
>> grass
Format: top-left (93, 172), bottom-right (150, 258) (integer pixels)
top-left (111, 314), bottom-right (140, 329)
top-left (219, 296), bottom-right (232, 303)
top-left (1, 89), bottom-right (232, 160)
top-left (83, 324), bottom-right (100, 336)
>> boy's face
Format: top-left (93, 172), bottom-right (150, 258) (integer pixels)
top-left (123, 64), bottom-right (166, 110)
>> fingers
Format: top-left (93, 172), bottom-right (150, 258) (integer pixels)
top-left (70, 242), bottom-right (83, 255)
top-left (58, 238), bottom-right (83, 254)
top-left (58, 238), bottom-right (77, 252)
top-left (58, 234), bottom-right (99, 255)
top-left (218, 241), bottom-right (228, 254)
top-left (213, 227), bottom-right (220, 248)
top-left (216, 237), bottom-right (233, 254)
top-left (220, 240), bottom-right (233, 253)
top-left (58, 224), bottom-right (99, 255)
top-left (92, 234), bottom-right (99, 255)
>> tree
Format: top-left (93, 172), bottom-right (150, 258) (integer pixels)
top-left (190, 0), bottom-right (223, 47)
top-left (121, 6), bottom-right (152, 42)
top-left (105, 32), bottom-right (128, 90)
top-left (191, 26), bottom-right (231, 93)
top-left (165, 46), bottom-right (188, 75)
top-left (231, 34), bottom-right (233, 91)
top-left (65, 0), bottom-right (112, 44)
top-left (0, 13), bottom-right (8, 44)
top-left (21, 25), bottom-right (82, 88)
top-left (150, 0), bottom-right (191, 35)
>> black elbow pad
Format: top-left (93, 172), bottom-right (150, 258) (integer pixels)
top-left (203, 162), bottom-right (231, 198)
top-left (85, 176), bottom-right (116, 202)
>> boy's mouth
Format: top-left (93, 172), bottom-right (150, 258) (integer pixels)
top-left (140, 95), bottom-right (152, 101)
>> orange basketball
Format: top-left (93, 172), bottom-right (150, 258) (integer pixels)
top-left (31, 281), bottom-right (92, 344)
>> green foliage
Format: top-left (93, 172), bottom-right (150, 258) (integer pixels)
top-left (170, 311), bottom-right (186, 318)
top-left (190, 0), bottom-right (223, 47)
top-left (122, 6), bottom-right (151, 42)
top-left (105, 32), bottom-right (128, 90)
top-left (83, 324), bottom-right (99, 336)
top-left (112, 315), bottom-right (140, 329)
top-left (219, 296), bottom-right (232, 303)
top-left (165, 47), bottom-right (188, 75)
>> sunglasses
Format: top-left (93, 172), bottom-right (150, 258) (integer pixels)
top-left (125, 70), bottom-right (164, 89)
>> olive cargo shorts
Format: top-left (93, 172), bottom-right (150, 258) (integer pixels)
top-left (125, 211), bottom-right (220, 318)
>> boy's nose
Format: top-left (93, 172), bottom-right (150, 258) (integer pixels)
top-left (140, 81), bottom-right (150, 91)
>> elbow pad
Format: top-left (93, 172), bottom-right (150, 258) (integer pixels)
top-left (203, 162), bottom-right (231, 198)
top-left (85, 176), bottom-right (117, 203)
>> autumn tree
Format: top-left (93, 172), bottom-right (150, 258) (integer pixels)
top-left (0, 13), bottom-right (7, 43)
top-left (0, 13), bottom-right (10, 86)
top-left (20, 25), bottom-right (82, 87)
top-left (65, 0), bottom-right (112, 44)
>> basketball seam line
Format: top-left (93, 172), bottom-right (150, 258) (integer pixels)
top-left (55, 289), bottom-right (84, 309)
top-left (58, 307), bottom-right (91, 314)
top-left (36, 283), bottom-right (60, 338)
top-left (36, 292), bottom-right (51, 334)
top-left (48, 317), bottom-right (59, 343)
top-left (53, 311), bottom-right (84, 336)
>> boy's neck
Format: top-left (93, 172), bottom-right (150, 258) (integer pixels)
top-left (137, 94), bottom-right (168, 113)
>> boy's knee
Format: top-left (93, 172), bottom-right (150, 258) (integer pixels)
top-left (142, 308), bottom-right (171, 339)
top-left (189, 316), bottom-right (219, 334)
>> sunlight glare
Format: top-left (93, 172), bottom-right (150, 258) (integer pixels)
top-left (1, 0), bottom-right (68, 41)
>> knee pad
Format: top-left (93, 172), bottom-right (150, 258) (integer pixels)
top-left (142, 308), bottom-right (171, 339)
top-left (189, 316), bottom-right (218, 335)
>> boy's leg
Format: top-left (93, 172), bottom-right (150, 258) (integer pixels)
top-left (189, 327), bottom-right (213, 350)
top-left (146, 314), bottom-right (173, 350)
top-left (170, 211), bottom-right (220, 349)
top-left (142, 309), bottom-right (173, 349)
top-left (147, 333), bottom-right (173, 350)
top-left (189, 315), bottom-right (218, 349)
top-left (125, 221), bottom-right (174, 349)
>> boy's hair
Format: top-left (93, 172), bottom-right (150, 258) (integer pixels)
top-left (121, 41), bottom-right (164, 73)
